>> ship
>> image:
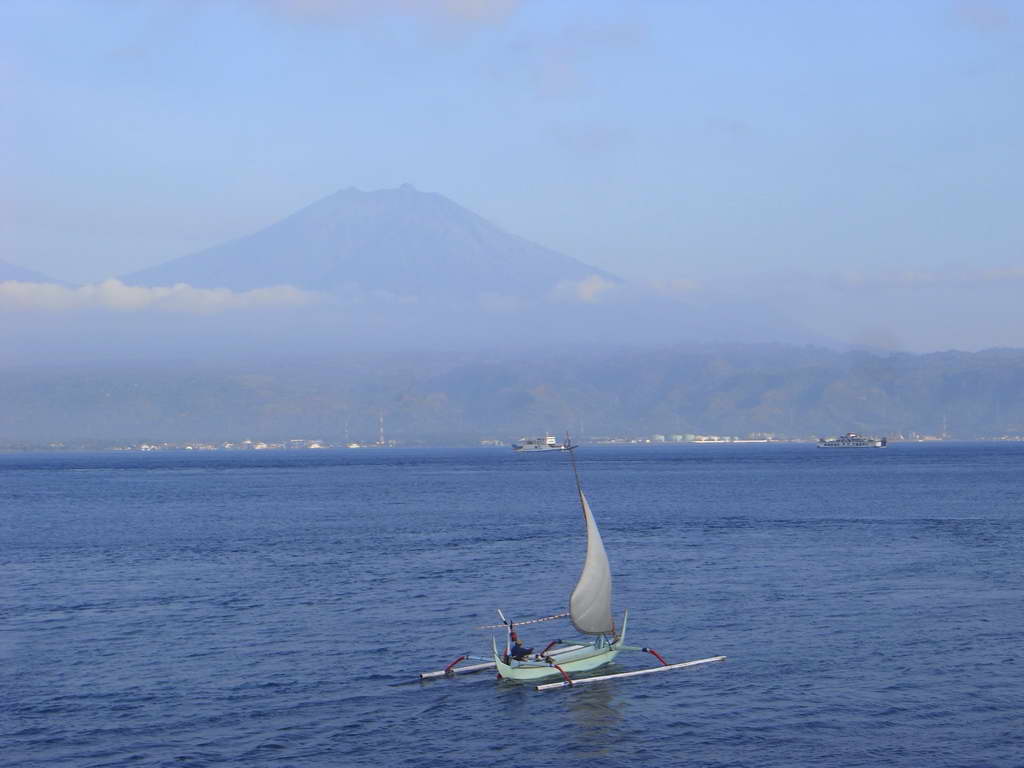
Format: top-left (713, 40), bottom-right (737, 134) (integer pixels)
top-left (817, 433), bottom-right (887, 448)
top-left (512, 434), bottom-right (570, 452)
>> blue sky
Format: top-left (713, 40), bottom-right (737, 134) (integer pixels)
top-left (2, 0), bottom-right (1022, 350)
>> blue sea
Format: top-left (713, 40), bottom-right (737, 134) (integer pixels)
top-left (3, 443), bottom-right (1022, 767)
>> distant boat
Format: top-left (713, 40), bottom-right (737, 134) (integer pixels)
top-left (818, 433), bottom-right (887, 448)
top-left (513, 434), bottom-right (570, 452)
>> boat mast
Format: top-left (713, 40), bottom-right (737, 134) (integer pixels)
top-left (566, 432), bottom-right (585, 516)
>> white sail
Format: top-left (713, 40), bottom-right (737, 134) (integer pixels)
top-left (569, 489), bottom-right (615, 635)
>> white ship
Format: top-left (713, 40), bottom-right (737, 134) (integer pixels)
top-left (512, 434), bottom-right (570, 452)
top-left (817, 433), bottom-right (887, 448)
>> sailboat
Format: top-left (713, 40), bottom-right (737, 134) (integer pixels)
top-left (420, 440), bottom-right (726, 691)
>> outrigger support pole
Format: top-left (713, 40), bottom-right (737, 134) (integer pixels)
top-left (444, 656), bottom-right (467, 675)
top-left (534, 655), bottom-right (727, 692)
top-left (539, 640), bottom-right (562, 656)
top-left (642, 647), bottom-right (669, 666)
top-left (420, 659), bottom-right (496, 679)
top-left (553, 664), bottom-right (573, 686)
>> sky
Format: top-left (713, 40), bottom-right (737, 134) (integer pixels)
top-left (2, 0), bottom-right (1023, 352)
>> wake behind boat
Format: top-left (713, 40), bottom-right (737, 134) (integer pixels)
top-left (420, 439), bottom-right (726, 691)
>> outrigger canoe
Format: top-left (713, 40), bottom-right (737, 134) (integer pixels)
top-left (420, 440), bottom-right (725, 691)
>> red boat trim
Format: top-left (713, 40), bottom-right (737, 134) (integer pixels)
top-left (642, 647), bottom-right (669, 666)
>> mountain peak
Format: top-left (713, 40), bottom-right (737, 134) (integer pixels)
top-left (0, 259), bottom-right (57, 283)
top-left (123, 187), bottom-right (616, 298)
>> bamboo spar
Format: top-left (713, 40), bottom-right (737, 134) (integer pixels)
top-left (534, 655), bottom-right (727, 692)
top-left (419, 661), bottom-right (496, 679)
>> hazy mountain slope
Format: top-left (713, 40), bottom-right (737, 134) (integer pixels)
top-left (0, 259), bottom-right (55, 282)
top-left (4, 346), bottom-right (1024, 443)
top-left (123, 185), bottom-right (616, 297)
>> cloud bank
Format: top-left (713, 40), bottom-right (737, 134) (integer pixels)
top-left (0, 279), bottom-right (317, 314)
top-left (272, 0), bottom-right (519, 23)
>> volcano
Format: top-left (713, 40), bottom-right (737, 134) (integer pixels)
top-left (123, 185), bottom-right (616, 298)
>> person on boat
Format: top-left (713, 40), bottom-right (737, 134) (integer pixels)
top-left (509, 631), bottom-right (533, 661)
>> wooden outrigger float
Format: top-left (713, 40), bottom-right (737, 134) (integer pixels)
top-left (419, 440), bottom-right (726, 692)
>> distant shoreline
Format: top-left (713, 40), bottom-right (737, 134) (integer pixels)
top-left (3, 436), bottom-right (1023, 454)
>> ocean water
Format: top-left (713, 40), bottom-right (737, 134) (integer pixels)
top-left (2, 443), bottom-right (1022, 768)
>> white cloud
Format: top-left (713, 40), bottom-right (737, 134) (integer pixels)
top-left (834, 269), bottom-right (944, 288)
top-left (977, 267), bottom-right (1024, 281)
top-left (272, 0), bottom-right (519, 23)
top-left (0, 279), bottom-right (317, 314)
top-left (551, 275), bottom-right (618, 304)
top-left (832, 266), bottom-right (1024, 291)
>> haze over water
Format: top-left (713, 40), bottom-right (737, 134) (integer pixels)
top-left (4, 2), bottom-right (1024, 353)
top-left (4, 443), bottom-right (1022, 767)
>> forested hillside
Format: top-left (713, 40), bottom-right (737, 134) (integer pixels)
top-left (4, 345), bottom-right (1023, 444)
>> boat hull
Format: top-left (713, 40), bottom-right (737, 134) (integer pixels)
top-left (817, 433), bottom-right (886, 448)
top-left (512, 435), bottom-right (569, 452)
top-left (494, 643), bottom-right (623, 681)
